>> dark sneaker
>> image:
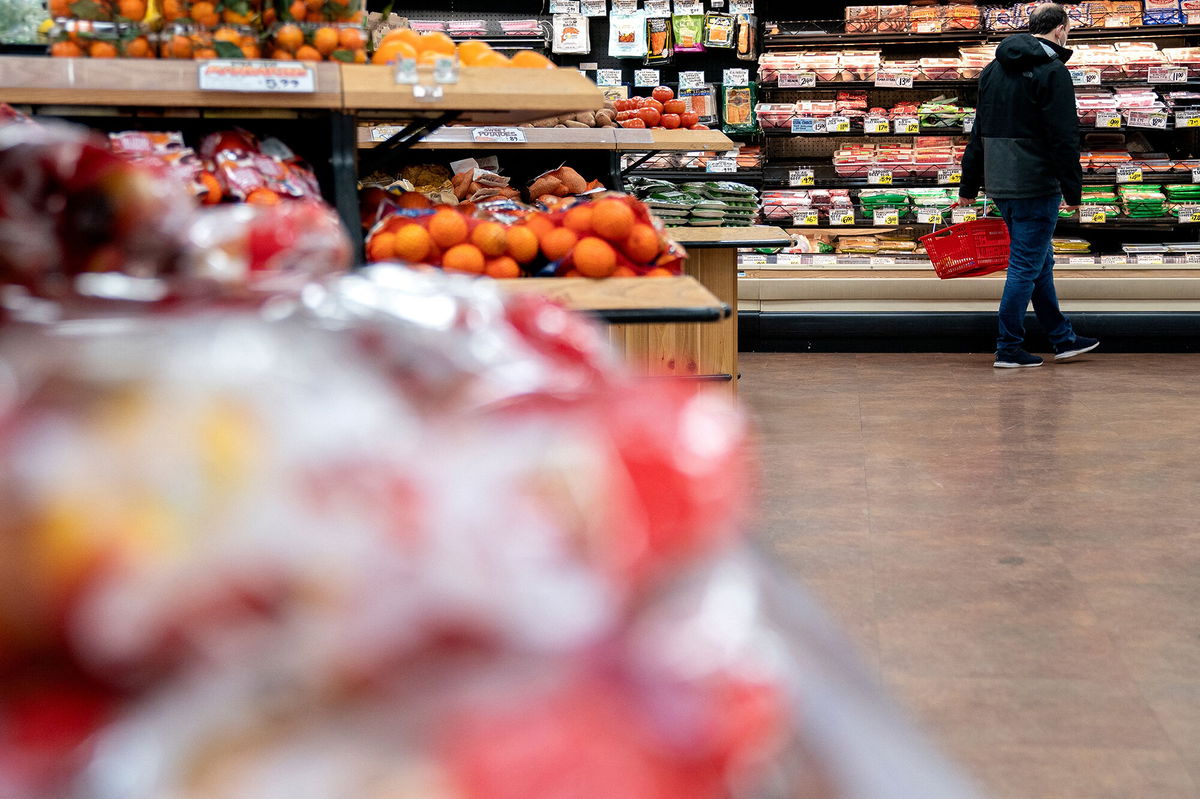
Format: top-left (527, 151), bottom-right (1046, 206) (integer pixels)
top-left (994, 350), bottom-right (1044, 368)
top-left (1054, 336), bottom-right (1100, 361)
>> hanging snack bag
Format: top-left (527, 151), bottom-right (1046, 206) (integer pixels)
top-left (721, 82), bottom-right (758, 134)
top-left (609, 10), bottom-right (647, 58)
top-left (703, 12), bottom-right (735, 48)
top-left (680, 83), bottom-right (719, 125)
top-left (645, 15), bottom-right (673, 64)
top-left (672, 14), bottom-right (704, 52)
top-left (553, 14), bottom-right (589, 54)
top-left (735, 13), bottom-right (757, 60)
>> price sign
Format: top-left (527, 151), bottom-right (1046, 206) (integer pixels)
top-left (471, 127), bottom-right (527, 143)
top-left (778, 71), bottom-right (817, 88)
top-left (917, 208), bottom-right (944, 225)
top-left (875, 71), bottom-right (915, 89)
top-left (938, 169), bottom-right (962, 185)
top-left (868, 168), bottom-right (894, 185)
top-left (612, 0), bottom-right (637, 10)
top-left (1148, 66), bottom-right (1189, 84)
top-left (674, 0), bottom-right (703, 12)
top-left (1188, 253), bottom-right (1200, 263)
top-left (812, 254), bottom-right (839, 265)
top-left (870, 256), bottom-right (897, 265)
top-left (730, 0), bottom-right (755, 11)
top-left (1128, 111), bottom-right (1168, 129)
top-left (1116, 165), bottom-right (1143, 183)
top-left (1101, 254), bottom-right (1125, 264)
top-left (706, 158), bottom-right (737, 173)
top-left (550, 0), bottom-right (580, 10)
top-left (596, 69), bottom-right (622, 86)
top-left (1193, 167), bottom-right (1200, 183)
top-left (827, 115), bottom-right (851, 133)
top-left (634, 69), bottom-right (660, 87)
top-left (644, 0), bottom-right (670, 16)
top-left (793, 212), bottom-right (820, 226)
top-left (874, 208), bottom-right (901, 226)
top-left (1177, 113), bottom-right (1200, 128)
top-left (1067, 256), bottom-right (1096, 265)
top-left (1083, 209), bottom-right (1108, 224)
top-left (581, 0), bottom-right (606, 15)
top-left (1136, 253), bottom-right (1166, 264)
top-left (740, 254), bottom-right (768, 265)
top-left (790, 118), bottom-right (827, 134)
top-left (864, 116), bottom-right (890, 134)
top-left (1178, 205), bottom-right (1200, 223)
top-left (830, 210), bottom-right (857, 226)
top-left (963, 114), bottom-right (975, 133)
top-left (894, 117), bottom-right (920, 134)
top-left (952, 207), bottom-right (977, 224)
top-left (1069, 67), bottom-right (1102, 86)
top-left (678, 71), bottom-right (706, 90)
top-left (723, 68), bottom-right (749, 86)
top-left (198, 60), bottom-right (315, 93)
top-left (1096, 112), bottom-right (1123, 128)
top-left (788, 168), bottom-right (815, 187)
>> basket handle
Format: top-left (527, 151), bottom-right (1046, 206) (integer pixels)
top-left (929, 196), bottom-right (991, 233)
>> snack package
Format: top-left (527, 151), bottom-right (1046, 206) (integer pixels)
top-left (702, 11), bottom-right (735, 48)
top-left (553, 14), bottom-right (589, 54)
top-left (672, 13), bottom-right (704, 52)
top-left (735, 13), bottom-right (757, 60)
top-left (645, 15), bottom-right (673, 64)
top-left (722, 82), bottom-right (758, 134)
top-left (609, 10), bottom-right (647, 58)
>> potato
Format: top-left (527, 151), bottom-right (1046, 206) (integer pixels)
top-left (562, 120), bottom-right (590, 128)
top-left (555, 166), bottom-right (587, 195)
top-left (575, 111), bottom-right (596, 127)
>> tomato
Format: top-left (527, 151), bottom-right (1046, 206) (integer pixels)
top-left (652, 85), bottom-right (674, 103)
top-left (634, 95), bottom-right (647, 107)
top-left (680, 111), bottom-right (699, 128)
top-left (661, 113), bottom-right (681, 129)
top-left (620, 118), bottom-right (647, 128)
top-left (644, 98), bottom-right (663, 114)
top-left (616, 110), bottom-right (633, 121)
top-left (688, 123), bottom-right (709, 130)
top-left (663, 99), bottom-right (686, 116)
top-left (637, 107), bottom-right (661, 126)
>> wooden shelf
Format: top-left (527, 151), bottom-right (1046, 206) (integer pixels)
top-left (668, 226), bottom-right (793, 249)
top-left (358, 125), bottom-right (620, 150)
top-left (341, 65), bottom-right (603, 122)
top-left (493, 276), bottom-right (728, 323)
top-left (614, 129), bottom-right (736, 152)
top-left (0, 56), bottom-right (343, 109)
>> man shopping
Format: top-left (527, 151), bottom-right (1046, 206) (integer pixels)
top-left (959, 2), bottom-right (1100, 368)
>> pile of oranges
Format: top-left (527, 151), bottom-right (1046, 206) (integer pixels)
top-left (158, 25), bottom-right (261, 58)
top-left (49, 21), bottom-right (155, 57)
top-left (365, 193), bottom-right (681, 280)
top-left (266, 22), bottom-right (365, 61)
top-left (371, 28), bottom-right (556, 69)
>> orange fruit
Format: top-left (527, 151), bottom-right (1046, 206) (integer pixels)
top-left (612, 265), bottom-right (638, 277)
top-left (50, 40), bottom-right (84, 57)
top-left (371, 40), bottom-right (414, 65)
top-left (190, 0), bottom-right (218, 24)
top-left (124, 36), bottom-right (151, 57)
top-left (539, 227), bottom-right (578, 262)
top-left (505, 225), bottom-right (539, 263)
top-left (223, 6), bottom-right (253, 23)
top-left (396, 191), bottom-right (432, 210)
top-left (366, 231), bottom-right (395, 261)
top-left (416, 49), bottom-right (443, 66)
top-left (457, 39), bottom-right (493, 66)
top-left (338, 26), bottom-right (363, 50)
top-left (270, 48), bottom-right (293, 59)
top-left (312, 25), bottom-right (338, 55)
top-left (294, 44), bottom-right (322, 61)
top-left (645, 267), bottom-right (674, 277)
top-left (240, 42), bottom-right (261, 58)
top-left (472, 51), bottom-right (510, 68)
top-left (484, 256), bottom-right (521, 279)
top-left (246, 188), bottom-right (281, 205)
top-left (392, 223), bottom-right (433, 263)
top-left (442, 243), bottom-right (485, 274)
top-left (353, 48), bottom-right (366, 62)
top-left (89, 41), bottom-right (118, 58)
top-left (562, 205), bottom-right (594, 235)
top-left (305, 0), bottom-right (321, 9)
top-left (470, 221), bottom-right (508, 257)
top-left (194, 47), bottom-right (218, 59)
top-left (380, 27), bottom-right (420, 50)
top-left (262, 5), bottom-right (275, 24)
top-left (428, 209), bottom-right (469, 248)
top-left (572, 236), bottom-right (617, 278)
top-left (416, 30), bottom-right (455, 55)
top-left (159, 0), bottom-right (182, 17)
top-left (305, 11), bottom-right (322, 21)
top-left (286, 0), bottom-right (305, 19)
top-left (273, 23), bottom-right (303, 52)
top-left (166, 34), bottom-right (193, 57)
top-left (523, 213), bottom-right (554, 239)
top-left (591, 199), bottom-right (635, 242)
top-left (118, 0), bottom-right (146, 19)
top-left (49, 0), bottom-right (70, 17)
top-left (198, 172), bottom-right (222, 204)
top-left (623, 223), bottom-right (660, 264)
top-left (214, 26), bottom-right (241, 43)
top-left (510, 50), bottom-right (555, 69)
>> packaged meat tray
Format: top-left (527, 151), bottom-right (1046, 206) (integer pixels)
top-left (909, 5), bottom-right (944, 33)
top-left (945, 4), bottom-right (982, 30)
top-left (876, 5), bottom-right (909, 32)
top-left (845, 4), bottom-right (880, 33)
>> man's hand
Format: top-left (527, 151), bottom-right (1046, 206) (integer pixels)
top-left (1061, 204), bottom-right (1080, 213)
top-left (954, 196), bottom-right (977, 208)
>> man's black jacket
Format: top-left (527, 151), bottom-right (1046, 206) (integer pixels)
top-left (960, 33), bottom-right (1082, 206)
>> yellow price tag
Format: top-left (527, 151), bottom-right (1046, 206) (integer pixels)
top-left (1088, 211), bottom-right (1107, 224)
top-left (1189, 117), bottom-right (1200, 128)
top-left (794, 213), bottom-right (819, 226)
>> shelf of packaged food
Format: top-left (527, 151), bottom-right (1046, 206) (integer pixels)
top-left (762, 126), bottom-right (968, 137)
top-left (627, 169), bottom-right (765, 184)
top-left (613, 129), bottom-right (737, 152)
top-left (761, 80), bottom-right (979, 91)
top-left (0, 55), bottom-right (345, 109)
top-left (761, 171), bottom-right (1200, 190)
top-left (341, 65), bottom-right (604, 122)
top-left (357, 126), bottom-right (621, 150)
top-left (493, 275), bottom-right (729, 324)
top-left (764, 216), bottom-right (1200, 231)
top-left (762, 23), bottom-right (1200, 49)
top-left (739, 254), bottom-right (1200, 270)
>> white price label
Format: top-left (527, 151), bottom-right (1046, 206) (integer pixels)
top-left (1067, 256), bottom-right (1096, 265)
top-left (706, 158), bottom-right (736, 173)
top-left (870, 256), bottom-right (897, 265)
top-left (952, 207), bottom-right (977, 224)
top-left (198, 60), bottom-right (315, 93)
top-left (1177, 113), bottom-right (1200, 128)
top-left (1096, 112), bottom-right (1123, 128)
top-left (918, 208), bottom-right (944, 225)
top-left (790, 118), bottom-right (827, 134)
top-left (730, 0), bottom-right (754, 11)
top-left (963, 115), bottom-right (975, 133)
top-left (471, 127), bottom-right (527, 143)
top-left (740, 254), bottom-right (768, 265)
top-left (723, 68), bottom-right (749, 86)
top-left (868, 168), bottom-right (894, 185)
top-left (788, 168), bottom-right (815, 187)
top-left (793, 212), bottom-right (820, 226)
top-left (679, 71), bottom-right (706, 90)
top-left (634, 69), bottom-right (660, 87)
top-left (549, 0), bottom-right (580, 11)
top-left (1084, 209), bottom-right (1108, 224)
top-left (613, 0), bottom-right (636, 10)
top-left (1116, 165), bottom-right (1143, 183)
top-left (581, 0), bottom-right (606, 14)
top-left (875, 71), bottom-right (915, 89)
top-left (644, 0), bottom-right (670, 16)
top-left (596, 69), bottom-right (622, 86)
top-left (370, 125), bottom-right (403, 141)
top-left (1188, 253), bottom-right (1200, 263)
top-left (874, 208), bottom-right (901, 226)
top-left (830, 211), bottom-right (857, 226)
top-left (827, 115), bottom-right (850, 133)
top-left (1193, 168), bottom-right (1200, 183)
top-left (813, 254), bottom-right (839, 265)
top-left (1128, 111), bottom-right (1168, 129)
top-left (894, 117), bottom-right (920, 134)
top-left (1102, 254), bottom-right (1125, 264)
top-left (1148, 66), bottom-right (1189, 84)
top-left (1178, 205), bottom-right (1200, 223)
top-left (674, 0), bottom-right (703, 12)
top-left (865, 116), bottom-right (891, 134)
top-left (1069, 67), bottom-right (1102, 86)
top-left (778, 71), bottom-right (817, 88)
top-left (1136, 253), bottom-right (1166, 264)
top-left (938, 169), bottom-right (962, 185)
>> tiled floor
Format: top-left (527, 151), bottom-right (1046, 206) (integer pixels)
top-left (740, 352), bottom-right (1200, 799)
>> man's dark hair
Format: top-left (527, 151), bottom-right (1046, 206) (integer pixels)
top-left (1028, 3), bottom-right (1069, 35)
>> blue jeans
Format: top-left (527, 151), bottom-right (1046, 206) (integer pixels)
top-left (992, 195), bottom-right (1075, 355)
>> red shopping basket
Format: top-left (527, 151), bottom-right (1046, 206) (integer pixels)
top-left (920, 217), bottom-right (1011, 279)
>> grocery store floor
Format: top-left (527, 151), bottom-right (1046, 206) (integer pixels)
top-left (741, 352), bottom-right (1200, 799)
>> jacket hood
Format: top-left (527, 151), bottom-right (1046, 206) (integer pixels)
top-left (996, 33), bottom-right (1073, 70)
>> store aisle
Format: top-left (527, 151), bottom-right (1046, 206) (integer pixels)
top-left (740, 352), bottom-right (1200, 799)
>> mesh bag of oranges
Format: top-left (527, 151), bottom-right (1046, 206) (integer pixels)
top-left (266, 22), bottom-right (366, 61)
top-left (273, 0), bottom-right (360, 24)
top-left (49, 20), bottom-right (155, 57)
top-left (47, 0), bottom-right (148, 22)
top-left (158, 24), bottom-right (262, 58)
top-left (365, 193), bottom-right (684, 280)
